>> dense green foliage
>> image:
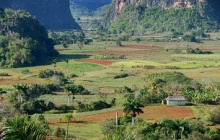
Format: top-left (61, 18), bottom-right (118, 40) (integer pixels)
top-left (108, 6), bottom-right (220, 34)
top-left (50, 31), bottom-right (92, 46)
top-left (0, 8), bottom-right (58, 68)
top-left (0, 116), bottom-right (48, 140)
top-left (101, 118), bottom-right (220, 140)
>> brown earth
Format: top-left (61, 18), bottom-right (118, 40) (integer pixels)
top-left (47, 106), bottom-right (194, 124)
top-left (75, 59), bottom-right (115, 65)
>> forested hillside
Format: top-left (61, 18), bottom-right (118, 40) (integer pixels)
top-left (0, 0), bottom-right (81, 30)
top-left (104, 0), bottom-right (220, 34)
top-left (0, 8), bottom-right (58, 68)
top-left (108, 6), bottom-right (219, 34)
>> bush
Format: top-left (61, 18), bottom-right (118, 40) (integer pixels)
top-left (20, 100), bottom-right (47, 114)
top-left (38, 69), bottom-right (64, 78)
top-left (38, 69), bottom-right (54, 78)
top-left (53, 127), bottom-right (66, 138)
top-left (69, 73), bottom-right (78, 78)
top-left (209, 106), bottom-right (220, 124)
top-left (88, 100), bottom-right (111, 111)
top-left (0, 72), bottom-right (10, 76)
top-left (116, 39), bottom-right (122, 46)
top-left (183, 34), bottom-right (196, 42)
top-left (114, 73), bottom-right (129, 79)
top-left (100, 118), bottom-right (116, 135)
top-left (165, 66), bottom-right (180, 69)
top-left (21, 69), bottom-right (30, 74)
top-left (83, 38), bottom-right (93, 44)
top-left (47, 102), bottom-right (56, 110)
top-left (55, 105), bottom-right (74, 113)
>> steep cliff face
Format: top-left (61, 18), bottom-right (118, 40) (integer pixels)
top-left (103, 0), bottom-right (220, 26)
top-left (0, 0), bottom-right (81, 31)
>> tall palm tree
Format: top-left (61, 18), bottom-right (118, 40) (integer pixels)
top-left (65, 113), bottom-right (73, 140)
top-left (64, 85), bottom-right (72, 105)
top-left (123, 99), bottom-right (144, 125)
top-left (64, 59), bottom-right (69, 76)
top-left (52, 58), bottom-right (57, 75)
top-left (0, 115), bottom-right (48, 140)
top-left (13, 84), bottom-right (29, 104)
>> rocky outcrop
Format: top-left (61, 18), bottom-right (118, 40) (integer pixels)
top-left (0, 0), bottom-right (81, 31)
top-left (103, 0), bottom-right (220, 26)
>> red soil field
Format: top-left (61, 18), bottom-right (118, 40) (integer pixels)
top-left (47, 106), bottom-right (194, 124)
top-left (90, 50), bottom-right (149, 55)
top-left (76, 59), bottom-right (115, 65)
top-left (74, 106), bottom-right (194, 122)
top-left (0, 79), bottom-right (41, 85)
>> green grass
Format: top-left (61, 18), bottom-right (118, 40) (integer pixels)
top-left (49, 123), bottom-right (103, 140)
top-left (32, 106), bottom-right (122, 120)
top-left (58, 61), bottom-right (104, 73)
top-left (172, 54), bottom-right (220, 61)
top-left (112, 60), bottom-right (220, 69)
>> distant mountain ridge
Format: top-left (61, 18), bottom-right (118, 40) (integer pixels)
top-left (70, 0), bottom-right (111, 16)
top-left (0, 0), bottom-right (81, 31)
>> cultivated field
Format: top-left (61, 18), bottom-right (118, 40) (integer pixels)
top-left (1, 33), bottom-right (220, 139)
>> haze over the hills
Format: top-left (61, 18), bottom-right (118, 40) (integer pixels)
top-left (0, 0), bottom-right (81, 31)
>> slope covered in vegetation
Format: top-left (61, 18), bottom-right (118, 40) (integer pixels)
top-left (107, 6), bottom-right (219, 34)
top-left (0, 8), bottom-right (58, 68)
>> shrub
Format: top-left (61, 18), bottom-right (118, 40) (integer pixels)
top-left (100, 118), bottom-right (116, 135)
top-left (21, 69), bottom-right (30, 74)
top-left (55, 105), bottom-right (74, 113)
top-left (88, 100), bottom-right (111, 111)
top-left (116, 39), bottom-right (122, 46)
top-left (53, 127), bottom-right (66, 138)
top-left (38, 69), bottom-right (54, 78)
top-left (165, 66), bottom-right (180, 69)
top-left (0, 72), bottom-right (9, 76)
top-left (114, 73), bottom-right (129, 79)
top-left (38, 69), bottom-right (64, 78)
top-left (69, 73), bottom-right (78, 78)
top-left (75, 101), bottom-right (89, 112)
top-left (209, 106), bottom-right (220, 124)
top-left (20, 100), bottom-right (47, 114)
top-left (47, 102), bottom-right (56, 110)
top-left (83, 38), bottom-right (93, 44)
top-left (183, 34), bottom-right (196, 42)
top-left (144, 65), bottom-right (155, 69)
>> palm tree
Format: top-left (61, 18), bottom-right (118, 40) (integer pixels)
top-left (0, 115), bottom-right (48, 140)
top-left (64, 85), bottom-right (72, 104)
top-left (123, 99), bottom-right (144, 125)
top-left (52, 58), bottom-right (57, 75)
top-left (65, 113), bottom-right (73, 140)
top-left (159, 119), bottom-right (191, 140)
top-left (64, 59), bottom-right (69, 76)
top-left (13, 84), bottom-right (29, 104)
